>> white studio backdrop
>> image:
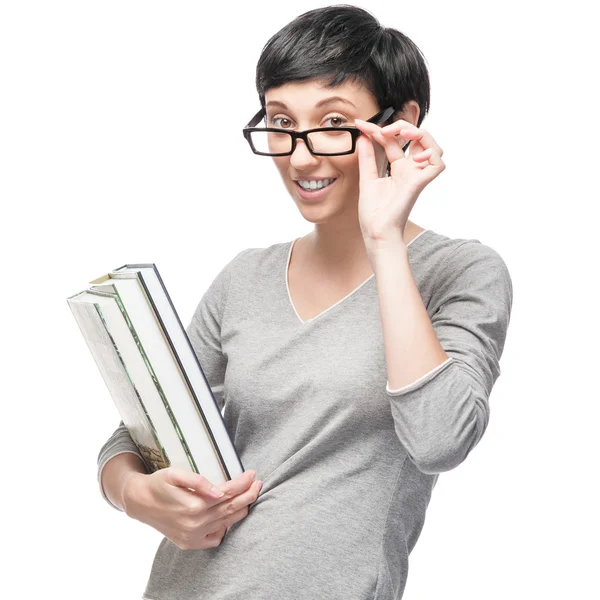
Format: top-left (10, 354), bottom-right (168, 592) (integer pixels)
top-left (1, 1), bottom-right (598, 598)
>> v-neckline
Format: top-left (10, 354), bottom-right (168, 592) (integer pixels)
top-left (285, 229), bottom-right (431, 325)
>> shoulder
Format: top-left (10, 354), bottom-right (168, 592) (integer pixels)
top-left (416, 228), bottom-right (505, 264)
top-left (192, 240), bottom-right (291, 318)
top-left (417, 229), bottom-right (510, 273)
top-left (415, 229), bottom-right (513, 309)
top-left (218, 239), bottom-right (293, 287)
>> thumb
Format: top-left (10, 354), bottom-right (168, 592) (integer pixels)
top-left (356, 134), bottom-right (379, 185)
top-left (165, 467), bottom-right (224, 499)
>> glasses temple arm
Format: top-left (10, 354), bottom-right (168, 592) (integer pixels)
top-left (245, 107), bottom-right (266, 128)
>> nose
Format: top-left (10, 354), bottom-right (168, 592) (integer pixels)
top-left (289, 138), bottom-right (320, 170)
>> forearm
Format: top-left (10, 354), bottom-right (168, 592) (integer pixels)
top-left (101, 452), bottom-right (147, 512)
top-left (367, 231), bottom-right (449, 390)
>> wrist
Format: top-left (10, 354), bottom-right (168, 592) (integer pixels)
top-left (121, 470), bottom-right (145, 516)
top-left (364, 228), bottom-right (408, 260)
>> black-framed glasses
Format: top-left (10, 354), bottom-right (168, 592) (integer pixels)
top-left (242, 106), bottom-right (396, 157)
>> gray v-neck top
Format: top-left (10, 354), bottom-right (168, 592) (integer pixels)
top-left (97, 228), bottom-right (513, 600)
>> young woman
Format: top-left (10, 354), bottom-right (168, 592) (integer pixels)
top-left (97, 6), bottom-right (513, 599)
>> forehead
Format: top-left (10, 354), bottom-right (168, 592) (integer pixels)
top-left (264, 78), bottom-right (378, 114)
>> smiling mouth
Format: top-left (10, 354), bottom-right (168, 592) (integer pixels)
top-left (293, 178), bottom-right (339, 199)
top-left (295, 178), bottom-right (337, 191)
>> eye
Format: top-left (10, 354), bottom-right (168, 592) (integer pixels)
top-left (324, 115), bottom-right (348, 128)
top-left (268, 114), bottom-right (349, 129)
top-left (269, 116), bottom-right (293, 129)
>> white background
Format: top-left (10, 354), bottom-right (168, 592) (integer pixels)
top-left (1, 1), bottom-right (598, 599)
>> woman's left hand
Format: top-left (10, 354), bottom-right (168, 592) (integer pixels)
top-left (354, 118), bottom-right (445, 245)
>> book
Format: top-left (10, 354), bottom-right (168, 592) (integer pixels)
top-left (67, 263), bottom-right (244, 486)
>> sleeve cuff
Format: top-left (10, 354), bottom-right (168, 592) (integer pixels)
top-left (386, 357), bottom-right (454, 396)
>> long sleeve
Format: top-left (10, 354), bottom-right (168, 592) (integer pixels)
top-left (96, 420), bottom-right (147, 511)
top-left (386, 240), bottom-right (513, 475)
top-left (185, 249), bottom-right (248, 412)
top-left (96, 249), bottom-right (247, 510)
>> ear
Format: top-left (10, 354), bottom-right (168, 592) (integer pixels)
top-left (395, 100), bottom-right (420, 127)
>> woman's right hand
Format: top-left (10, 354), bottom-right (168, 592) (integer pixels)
top-left (122, 467), bottom-right (262, 550)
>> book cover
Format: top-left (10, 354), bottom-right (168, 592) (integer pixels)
top-left (68, 294), bottom-right (169, 473)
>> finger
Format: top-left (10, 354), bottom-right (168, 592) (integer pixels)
top-left (166, 467), bottom-right (230, 500)
top-left (206, 479), bottom-right (263, 526)
top-left (168, 467), bottom-right (255, 502)
top-left (205, 523), bottom-right (227, 541)
top-left (379, 119), bottom-right (410, 143)
top-left (182, 470), bottom-right (257, 515)
top-left (355, 132), bottom-right (379, 182)
top-left (355, 119), bottom-right (406, 163)
top-left (220, 479), bottom-right (262, 515)
top-left (412, 148), bottom-right (435, 162)
top-left (211, 470), bottom-right (257, 503)
top-left (380, 118), bottom-right (414, 136)
top-left (396, 124), bottom-right (443, 157)
top-left (381, 120), bottom-right (442, 156)
top-left (380, 128), bottom-right (410, 151)
top-left (220, 504), bottom-right (250, 531)
top-left (410, 148), bottom-right (445, 171)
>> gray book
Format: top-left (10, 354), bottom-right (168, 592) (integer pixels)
top-left (67, 263), bottom-right (244, 485)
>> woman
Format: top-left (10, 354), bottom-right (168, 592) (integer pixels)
top-left (98, 5), bottom-right (513, 599)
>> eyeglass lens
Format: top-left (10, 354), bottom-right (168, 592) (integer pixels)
top-left (250, 129), bottom-right (354, 155)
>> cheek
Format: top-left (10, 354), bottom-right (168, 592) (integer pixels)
top-left (272, 158), bottom-right (293, 184)
top-left (272, 157), bottom-right (288, 173)
top-left (332, 156), bottom-right (359, 181)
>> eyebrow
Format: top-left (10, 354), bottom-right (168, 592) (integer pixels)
top-left (266, 96), bottom-right (357, 110)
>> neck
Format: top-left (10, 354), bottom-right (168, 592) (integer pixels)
top-left (303, 220), bottom-right (417, 275)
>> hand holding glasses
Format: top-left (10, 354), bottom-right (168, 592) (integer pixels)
top-left (242, 106), bottom-right (407, 157)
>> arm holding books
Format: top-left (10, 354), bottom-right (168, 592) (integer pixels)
top-left (101, 442), bottom-right (262, 550)
top-left (91, 250), bottom-right (256, 549)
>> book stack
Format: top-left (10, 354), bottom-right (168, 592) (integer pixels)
top-left (67, 263), bottom-right (244, 485)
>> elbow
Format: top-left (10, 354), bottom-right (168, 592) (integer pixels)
top-left (411, 430), bottom-right (484, 475)
top-left (410, 441), bottom-right (474, 475)
top-left (409, 375), bottom-right (489, 475)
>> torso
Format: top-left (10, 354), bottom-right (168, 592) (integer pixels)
top-left (287, 223), bottom-right (426, 323)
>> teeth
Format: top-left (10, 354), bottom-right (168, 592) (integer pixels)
top-left (298, 178), bottom-right (335, 190)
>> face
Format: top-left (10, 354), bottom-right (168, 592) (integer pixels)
top-left (264, 78), bottom-right (390, 225)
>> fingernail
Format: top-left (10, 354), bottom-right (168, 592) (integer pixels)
top-left (248, 470), bottom-right (256, 479)
top-left (210, 486), bottom-right (225, 498)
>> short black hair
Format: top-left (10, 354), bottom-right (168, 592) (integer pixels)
top-left (255, 4), bottom-right (431, 128)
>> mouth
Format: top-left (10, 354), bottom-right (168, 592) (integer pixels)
top-left (294, 178), bottom-right (338, 200)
